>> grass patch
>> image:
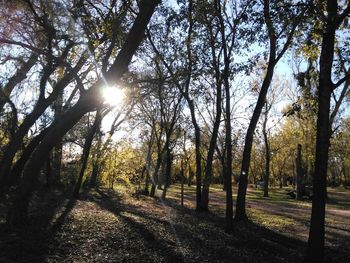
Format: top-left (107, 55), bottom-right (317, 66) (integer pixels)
top-left (248, 208), bottom-right (297, 229)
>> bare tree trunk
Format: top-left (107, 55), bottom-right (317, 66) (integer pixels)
top-left (235, 0), bottom-right (279, 221)
top-left (150, 155), bottom-right (162, 197)
top-left (161, 144), bottom-right (172, 199)
top-left (221, 154), bottom-right (227, 191)
top-left (306, 1), bottom-right (344, 261)
top-left (51, 90), bottom-right (64, 185)
top-left (214, 0), bottom-right (234, 232)
top-left (0, 127), bottom-right (50, 195)
top-left (188, 99), bottom-right (202, 210)
top-left (144, 132), bottom-right (154, 195)
top-left (187, 166), bottom-right (193, 187)
top-left (181, 164), bottom-right (184, 206)
top-left (296, 144), bottom-right (304, 200)
top-left (199, 2), bottom-right (224, 211)
top-left (200, 83), bottom-right (222, 211)
top-left (263, 111), bottom-right (270, 198)
top-left (45, 154), bottom-right (52, 187)
top-left (89, 163), bottom-right (100, 188)
top-left (235, 66), bottom-right (275, 220)
top-left (89, 132), bottom-right (102, 189)
top-left (73, 110), bottom-right (102, 198)
top-left (279, 170), bottom-right (283, 189)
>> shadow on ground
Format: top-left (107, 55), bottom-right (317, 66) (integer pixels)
top-left (0, 187), bottom-right (348, 262)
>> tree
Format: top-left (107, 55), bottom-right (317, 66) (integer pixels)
top-left (73, 109), bottom-right (103, 198)
top-left (6, 0), bottom-right (160, 225)
top-left (306, 1), bottom-right (350, 261)
top-left (146, 0), bottom-right (204, 209)
top-left (235, 0), bottom-right (304, 221)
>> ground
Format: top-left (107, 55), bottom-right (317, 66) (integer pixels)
top-left (0, 184), bottom-right (349, 262)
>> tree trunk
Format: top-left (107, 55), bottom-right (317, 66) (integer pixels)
top-left (215, 0), bottom-right (234, 231)
top-left (161, 144), bottom-right (172, 199)
top-left (188, 166), bottom-right (193, 187)
top-left (73, 111), bottom-right (102, 198)
top-left (296, 144), bottom-right (304, 200)
top-left (7, 96), bottom-right (93, 225)
top-left (150, 155), bottom-right (162, 197)
top-left (263, 111), bottom-right (270, 198)
top-left (279, 170), bottom-right (284, 189)
top-left (200, 82), bottom-right (222, 211)
top-left (89, 132), bottom-right (103, 188)
top-left (199, 4), bottom-right (224, 211)
top-left (144, 132), bottom-right (154, 195)
top-left (235, 0), bottom-right (278, 221)
top-left (221, 155), bottom-right (227, 191)
top-left (89, 163), bottom-right (99, 188)
top-left (183, 0), bottom-right (201, 210)
top-left (0, 53), bottom-right (37, 112)
top-left (224, 82), bottom-right (233, 232)
top-left (187, 99), bottom-right (202, 210)
top-left (51, 90), bottom-right (64, 185)
top-left (235, 66), bottom-right (275, 220)
top-left (144, 167), bottom-right (150, 195)
top-left (0, 59), bottom-right (84, 186)
top-left (45, 154), bottom-right (52, 187)
top-left (306, 1), bottom-right (339, 261)
top-left (181, 165), bottom-right (184, 206)
top-left (0, 127), bottom-right (50, 196)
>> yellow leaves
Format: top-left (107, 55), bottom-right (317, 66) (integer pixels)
top-left (57, 66), bottom-right (64, 80)
top-left (296, 43), bottom-right (319, 62)
top-left (249, 208), bottom-right (296, 229)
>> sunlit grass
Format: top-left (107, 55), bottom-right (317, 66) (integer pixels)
top-left (166, 183), bottom-right (350, 235)
top-left (247, 208), bottom-right (297, 229)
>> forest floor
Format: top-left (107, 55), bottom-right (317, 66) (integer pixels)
top-left (0, 184), bottom-right (349, 262)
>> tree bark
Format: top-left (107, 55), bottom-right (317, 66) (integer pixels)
top-left (306, 1), bottom-right (342, 261)
top-left (0, 57), bottom-right (84, 188)
top-left (45, 154), bottom-right (52, 187)
top-left (144, 131), bottom-right (154, 195)
top-left (89, 163), bottom-right (100, 189)
top-left (263, 112), bottom-right (270, 198)
top-left (73, 110), bottom-right (102, 198)
top-left (150, 155), bottom-right (162, 197)
top-left (235, 0), bottom-right (277, 221)
top-left (161, 143), bottom-right (172, 199)
top-left (200, 83), bottom-right (222, 211)
top-left (0, 127), bottom-right (49, 195)
top-left (51, 89), bottom-right (64, 185)
top-left (181, 165), bottom-right (184, 206)
top-left (296, 144), bottom-right (303, 200)
top-left (188, 166), bottom-right (193, 187)
top-left (215, 0), bottom-right (234, 232)
top-left (188, 99), bottom-right (202, 210)
top-left (0, 53), bottom-right (37, 112)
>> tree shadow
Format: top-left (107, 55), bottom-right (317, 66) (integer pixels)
top-left (1, 186), bottom-right (348, 263)
top-left (164, 195), bottom-right (350, 263)
top-left (0, 187), bottom-right (76, 263)
top-left (90, 188), bottom-right (185, 262)
top-left (90, 189), bottom-right (306, 262)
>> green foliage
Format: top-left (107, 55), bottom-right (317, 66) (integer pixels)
top-left (99, 141), bottom-right (144, 189)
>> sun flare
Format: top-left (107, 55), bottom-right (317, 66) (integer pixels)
top-left (101, 86), bottom-right (125, 106)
